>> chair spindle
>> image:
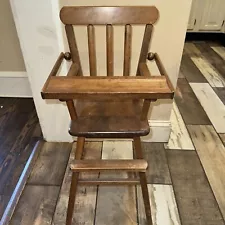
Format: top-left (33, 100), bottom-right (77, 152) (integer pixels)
top-left (123, 24), bottom-right (132, 76)
top-left (87, 25), bottom-right (97, 76)
top-left (65, 25), bottom-right (83, 76)
top-left (106, 24), bottom-right (114, 76)
top-left (136, 24), bottom-right (153, 75)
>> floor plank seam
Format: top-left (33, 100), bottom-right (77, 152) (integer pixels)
top-left (179, 60), bottom-right (225, 134)
top-left (196, 150), bottom-right (225, 223)
top-left (187, 125), bottom-right (225, 222)
top-left (93, 142), bottom-right (103, 225)
top-left (218, 135), bottom-right (225, 147)
top-left (50, 144), bottom-right (73, 225)
top-left (164, 149), bottom-right (183, 225)
top-left (26, 183), bottom-right (61, 187)
top-left (135, 185), bottom-right (139, 225)
top-left (188, 83), bottom-right (225, 134)
top-left (168, 101), bottom-right (195, 150)
top-left (0, 140), bottom-right (43, 225)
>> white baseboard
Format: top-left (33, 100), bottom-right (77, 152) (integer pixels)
top-left (0, 71), bottom-right (27, 78)
top-left (141, 120), bottom-right (171, 142)
top-left (0, 76), bottom-right (32, 97)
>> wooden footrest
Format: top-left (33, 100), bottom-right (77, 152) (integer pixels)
top-left (79, 178), bottom-right (140, 185)
top-left (70, 159), bottom-right (148, 172)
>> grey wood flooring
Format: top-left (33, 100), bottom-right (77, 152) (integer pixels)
top-left (9, 42), bottom-right (225, 224)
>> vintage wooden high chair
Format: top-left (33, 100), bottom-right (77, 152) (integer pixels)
top-left (41, 6), bottom-right (174, 225)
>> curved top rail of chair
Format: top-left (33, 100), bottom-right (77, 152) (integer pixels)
top-left (60, 6), bottom-right (159, 25)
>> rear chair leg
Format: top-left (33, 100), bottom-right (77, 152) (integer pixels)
top-left (66, 137), bottom-right (85, 225)
top-left (133, 137), bottom-right (153, 225)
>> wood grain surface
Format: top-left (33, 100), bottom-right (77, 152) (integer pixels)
top-left (136, 24), bottom-right (153, 75)
top-left (195, 42), bottom-right (225, 80)
top-left (123, 24), bottom-right (132, 76)
top-left (142, 142), bottom-right (171, 184)
top-left (42, 76), bottom-right (174, 100)
top-left (165, 103), bottom-right (194, 150)
top-left (137, 184), bottom-right (181, 225)
top-left (53, 142), bottom-right (102, 225)
top-left (184, 42), bottom-right (202, 56)
top-left (190, 83), bottom-right (225, 133)
top-left (211, 45), bottom-right (225, 60)
top-left (191, 56), bottom-right (225, 87)
top-left (175, 78), bottom-right (211, 125)
top-left (178, 70), bottom-right (185, 78)
top-left (0, 98), bottom-right (40, 219)
top-left (188, 125), bottom-right (225, 220)
top-left (213, 87), bottom-right (225, 105)
top-left (167, 150), bottom-right (224, 225)
top-left (65, 25), bottom-right (83, 76)
top-left (106, 24), bottom-right (114, 76)
top-left (219, 133), bottom-right (225, 145)
top-left (87, 25), bottom-right (97, 76)
top-left (179, 54), bottom-right (207, 83)
top-left (0, 111), bottom-right (39, 196)
top-left (95, 141), bottom-right (137, 225)
top-left (60, 6), bottom-right (159, 25)
top-left (28, 142), bottom-right (72, 186)
top-left (9, 185), bottom-right (59, 225)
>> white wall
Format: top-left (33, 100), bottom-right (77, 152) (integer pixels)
top-left (0, 0), bottom-right (32, 97)
top-left (0, 0), bottom-right (25, 71)
top-left (10, 0), bottom-right (192, 142)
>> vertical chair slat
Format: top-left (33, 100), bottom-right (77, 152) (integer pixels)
top-left (123, 24), bottom-right (132, 76)
top-left (136, 24), bottom-right (153, 75)
top-left (87, 25), bottom-right (97, 76)
top-left (65, 25), bottom-right (83, 76)
top-left (106, 24), bottom-right (114, 76)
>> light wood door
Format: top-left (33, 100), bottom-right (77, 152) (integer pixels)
top-left (187, 0), bottom-right (198, 30)
top-left (199, 0), bottom-right (225, 31)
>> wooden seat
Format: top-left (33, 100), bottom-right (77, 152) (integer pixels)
top-left (69, 100), bottom-right (149, 138)
top-left (41, 6), bottom-right (175, 225)
top-left (69, 116), bottom-right (149, 138)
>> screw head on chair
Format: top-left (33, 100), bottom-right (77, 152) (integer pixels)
top-left (147, 52), bottom-right (155, 61)
top-left (64, 52), bottom-right (72, 61)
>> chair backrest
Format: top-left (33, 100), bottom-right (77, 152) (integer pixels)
top-left (60, 6), bottom-right (159, 76)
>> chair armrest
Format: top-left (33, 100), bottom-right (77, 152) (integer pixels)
top-left (140, 53), bottom-right (175, 95)
top-left (42, 52), bottom-right (174, 101)
top-left (154, 53), bottom-right (175, 93)
top-left (49, 52), bottom-right (65, 77)
top-left (42, 53), bottom-right (81, 96)
top-left (42, 52), bottom-right (65, 91)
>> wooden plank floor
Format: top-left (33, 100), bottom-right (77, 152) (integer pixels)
top-left (164, 103), bottom-right (195, 150)
top-left (9, 41), bottom-right (225, 224)
top-left (188, 125), bottom-right (225, 219)
top-left (0, 98), bottom-right (41, 220)
top-left (95, 141), bottom-right (137, 225)
top-left (190, 83), bottom-right (225, 133)
top-left (167, 150), bottom-right (224, 225)
top-left (175, 78), bottom-right (211, 125)
top-left (53, 142), bottom-right (102, 225)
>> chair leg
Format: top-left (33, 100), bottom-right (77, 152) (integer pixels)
top-left (66, 137), bottom-right (85, 225)
top-left (133, 137), bottom-right (153, 225)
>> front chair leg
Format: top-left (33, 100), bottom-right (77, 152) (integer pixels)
top-left (133, 137), bottom-right (153, 225)
top-left (66, 137), bottom-right (85, 225)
